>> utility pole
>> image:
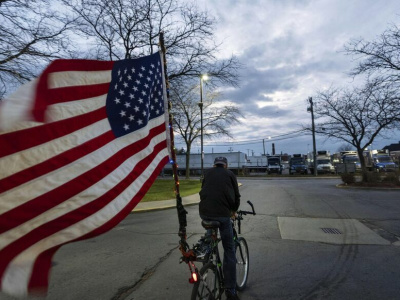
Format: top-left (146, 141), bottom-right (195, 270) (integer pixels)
top-left (308, 97), bottom-right (318, 176)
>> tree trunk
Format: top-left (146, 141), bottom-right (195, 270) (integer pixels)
top-left (185, 147), bottom-right (191, 179)
top-left (357, 148), bottom-right (368, 182)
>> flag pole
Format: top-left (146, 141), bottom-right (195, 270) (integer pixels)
top-left (159, 32), bottom-right (190, 253)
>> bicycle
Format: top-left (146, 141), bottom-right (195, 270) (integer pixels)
top-left (182, 201), bottom-right (256, 300)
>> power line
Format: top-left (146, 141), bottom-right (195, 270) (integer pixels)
top-left (203, 129), bottom-right (308, 146)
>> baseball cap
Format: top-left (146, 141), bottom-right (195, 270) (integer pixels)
top-left (214, 156), bottom-right (228, 166)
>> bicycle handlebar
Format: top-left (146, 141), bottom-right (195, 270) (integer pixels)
top-left (237, 200), bottom-right (256, 217)
top-left (235, 201), bottom-right (256, 234)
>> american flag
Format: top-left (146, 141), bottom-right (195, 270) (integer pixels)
top-left (0, 52), bottom-right (171, 297)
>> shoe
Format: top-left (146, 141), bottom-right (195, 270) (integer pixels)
top-left (193, 238), bottom-right (210, 258)
top-left (225, 289), bottom-right (240, 300)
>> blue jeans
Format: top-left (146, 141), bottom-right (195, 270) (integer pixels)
top-left (200, 215), bottom-right (236, 290)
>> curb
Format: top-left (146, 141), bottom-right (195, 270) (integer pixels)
top-left (132, 193), bottom-right (200, 213)
top-left (336, 184), bottom-right (400, 190)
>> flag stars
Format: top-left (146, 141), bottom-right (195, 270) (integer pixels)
top-left (107, 54), bottom-right (165, 136)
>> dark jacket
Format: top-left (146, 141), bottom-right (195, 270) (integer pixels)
top-left (199, 165), bottom-right (241, 217)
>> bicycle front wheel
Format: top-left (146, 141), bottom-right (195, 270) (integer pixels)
top-left (191, 262), bottom-right (222, 300)
top-left (235, 237), bottom-right (249, 291)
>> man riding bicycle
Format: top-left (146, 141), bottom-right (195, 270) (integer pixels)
top-left (198, 156), bottom-right (241, 300)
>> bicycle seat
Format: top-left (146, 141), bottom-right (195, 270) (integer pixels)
top-left (201, 220), bottom-right (220, 229)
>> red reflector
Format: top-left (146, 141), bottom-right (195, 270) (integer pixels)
top-left (192, 272), bottom-right (198, 282)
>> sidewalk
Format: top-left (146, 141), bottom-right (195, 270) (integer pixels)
top-left (132, 193), bottom-right (200, 213)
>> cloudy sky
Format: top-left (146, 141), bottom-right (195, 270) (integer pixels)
top-left (182, 0), bottom-right (400, 157)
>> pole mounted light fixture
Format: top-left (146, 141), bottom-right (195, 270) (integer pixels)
top-left (199, 74), bottom-right (209, 182)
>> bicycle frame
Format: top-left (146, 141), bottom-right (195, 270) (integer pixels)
top-left (184, 201), bottom-right (256, 299)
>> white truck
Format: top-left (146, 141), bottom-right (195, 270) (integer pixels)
top-left (266, 155), bottom-right (283, 174)
top-left (307, 150), bottom-right (335, 174)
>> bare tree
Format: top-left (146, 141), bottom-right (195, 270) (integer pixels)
top-left (344, 24), bottom-right (400, 84)
top-left (312, 80), bottom-right (400, 181)
top-left (0, 0), bottom-right (74, 98)
top-left (63, 0), bottom-right (241, 86)
top-left (170, 83), bottom-right (242, 178)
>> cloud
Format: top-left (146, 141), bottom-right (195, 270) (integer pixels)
top-left (192, 0), bottom-right (400, 155)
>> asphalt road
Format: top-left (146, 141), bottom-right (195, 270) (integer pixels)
top-left (2, 178), bottom-right (400, 300)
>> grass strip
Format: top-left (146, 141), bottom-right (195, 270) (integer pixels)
top-left (141, 179), bottom-right (201, 202)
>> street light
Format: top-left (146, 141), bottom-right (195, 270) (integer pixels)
top-left (199, 74), bottom-right (209, 181)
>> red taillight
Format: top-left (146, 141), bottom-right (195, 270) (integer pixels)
top-left (189, 272), bottom-right (198, 283)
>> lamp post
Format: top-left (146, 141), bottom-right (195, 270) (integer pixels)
top-left (199, 74), bottom-right (208, 181)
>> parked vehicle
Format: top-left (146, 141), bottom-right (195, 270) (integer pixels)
top-left (341, 151), bottom-right (361, 171)
top-left (289, 154), bottom-right (307, 175)
top-left (246, 155), bottom-right (268, 173)
top-left (307, 150), bottom-right (335, 174)
top-left (266, 155), bottom-right (283, 174)
top-left (364, 149), bottom-right (398, 172)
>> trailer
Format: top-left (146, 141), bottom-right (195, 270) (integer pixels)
top-left (246, 155), bottom-right (268, 173)
top-left (163, 152), bottom-right (248, 175)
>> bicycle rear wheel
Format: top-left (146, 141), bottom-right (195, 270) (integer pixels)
top-left (235, 237), bottom-right (249, 291)
top-left (191, 262), bottom-right (222, 300)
